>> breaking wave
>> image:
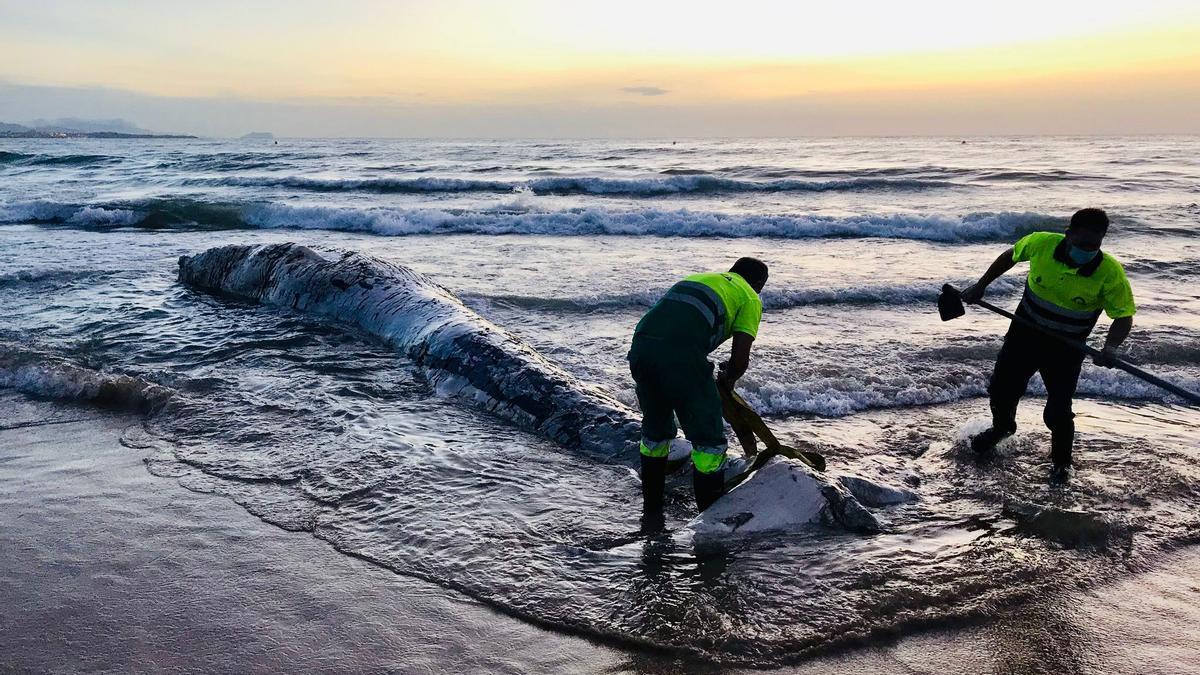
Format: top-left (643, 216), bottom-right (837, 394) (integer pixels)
top-left (0, 345), bottom-right (172, 413)
top-left (466, 277), bottom-right (1027, 313)
top-left (190, 174), bottom-right (959, 195)
top-left (741, 349), bottom-right (1200, 417)
top-left (0, 198), bottom-right (1058, 242)
top-left (243, 204), bottom-right (1054, 242)
top-left (0, 198), bottom-right (248, 229)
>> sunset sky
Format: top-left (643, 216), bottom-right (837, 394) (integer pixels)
top-left (2, 0), bottom-right (1198, 137)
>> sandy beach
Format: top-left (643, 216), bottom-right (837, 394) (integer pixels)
top-left (3, 391), bottom-right (1199, 674)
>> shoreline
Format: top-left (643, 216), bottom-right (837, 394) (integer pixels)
top-left (2, 393), bottom-right (1199, 673)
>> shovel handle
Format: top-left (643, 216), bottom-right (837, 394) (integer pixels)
top-left (949, 286), bottom-right (1200, 405)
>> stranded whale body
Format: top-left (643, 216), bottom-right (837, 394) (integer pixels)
top-left (178, 242), bottom-right (637, 459)
top-left (178, 243), bottom-right (903, 532)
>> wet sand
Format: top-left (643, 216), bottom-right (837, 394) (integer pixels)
top-left (2, 393), bottom-right (1199, 674)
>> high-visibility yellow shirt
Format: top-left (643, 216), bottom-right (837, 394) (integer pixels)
top-left (1012, 231), bottom-right (1135, 337)
top-left (633, 271), bottom-right (762, 353)
top-left (684, 271), bottom-right (763, 341)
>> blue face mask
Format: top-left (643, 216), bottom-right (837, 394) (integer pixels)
top-left (1068, 245), bottom-right (1099, 265)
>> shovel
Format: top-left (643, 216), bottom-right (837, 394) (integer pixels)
top-left (718, 382), bottom-right (827, 471)
top-left (938, 284), bottom-right (1200, 405)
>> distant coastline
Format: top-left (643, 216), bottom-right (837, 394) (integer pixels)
top-left (1, 128), bottom-right (197, 139)
top-left (0, 119), bottom-right (196, 139)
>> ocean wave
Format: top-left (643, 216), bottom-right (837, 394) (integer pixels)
top-left (744, 370), bottom-right (989, 417)
top-left (1122, 258), bottom-right (1200, 278)
top-left (243, 203), bottom-right (1053, 242)
top-left (158, 151), bottom-right (328, 172)
top-left (659, 168), bottom-right (711, 175)
top-left (0, 268), bottom-right (119, 289)
top-left (190, 173), bottom-right (960, 195)
top-left (726, 165), bottom-right (953, 179)
top-left (1124, 335), bottom-right (1200, 366)
top-left (0, 198), bottom-right (1057, 242)
top-left (0, 151), bottom-right (117, 167)
top-left (974, 169), bottom-right (1103, 182)
top-left (0, 198), bottom-right (246, 229)
top-left (740, 364), bottom-right (1200, 418)
top-left (914, 330), bottom-right (1200, 368)
top-left (248, 201), bottom-right (1056, 241)
top-left (465, 277), bottom-right (1026, 313)
top-left (716, 165), bottom-right (1112, 183)
top-left (0, 345), bottom-right (172, 412)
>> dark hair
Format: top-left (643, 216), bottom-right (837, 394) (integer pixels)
top-left (1069, 208), bottom-right (1109, 234)
top-left (730, 257), bottom-right (768, 290)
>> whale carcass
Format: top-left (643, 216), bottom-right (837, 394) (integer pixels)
top-left (178, 243), bottom-right (899, 532)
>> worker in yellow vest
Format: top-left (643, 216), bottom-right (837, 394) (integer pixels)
top-left (629, 258), bottom-right (767, 515)
top-left (960, 208), bottom-right (1135, 482)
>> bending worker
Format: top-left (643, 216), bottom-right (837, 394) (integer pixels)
top-left (628, 257), bottom-right (768, 514)
top-left (961, 208), bottom-right (1135, 482)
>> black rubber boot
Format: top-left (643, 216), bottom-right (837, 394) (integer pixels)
top-left (693, 466), bottom-right (726, 512)
top-left (970, 427), bottom-right (1012, 455)
top-left (640, 454), bottom-right (667, 513)
top-left (1049, 463), bottom-right (1072, 485)
top-left (1050, 425), bottom-right (1074, 469)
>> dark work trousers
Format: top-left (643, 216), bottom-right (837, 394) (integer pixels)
top-left (987, 321), bottom-right (1086, 466)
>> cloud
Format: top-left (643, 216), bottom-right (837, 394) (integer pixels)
top-left (620, 86), bottom-right (669, 97)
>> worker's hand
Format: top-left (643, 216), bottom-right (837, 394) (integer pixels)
top-left (1094, 345), bottom-right (1119, 368)
top-left (716, 364), bottom-right (735, 391)
top-left (959, 283), bottom-right (986, 305)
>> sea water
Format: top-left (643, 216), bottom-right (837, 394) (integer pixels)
top-left (2, 136), bottom-right (1199, 665)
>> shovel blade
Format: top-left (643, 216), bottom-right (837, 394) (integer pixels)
top-left (777, 445), bottom-right (827, 472)
top-left (938, 284), bottom-right (965, 321)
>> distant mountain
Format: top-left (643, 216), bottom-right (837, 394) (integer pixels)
top-left (240, 132), bottom-right (275, 140)
top-left (0, 118), bottom-right (195, 139)
top-left (26, 117), bottom-right (154, 135)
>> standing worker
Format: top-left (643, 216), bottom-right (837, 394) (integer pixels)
top-left (629, 258), bottom-right (768, 516)
top-left (960, 208), bottom-right (1135, 482)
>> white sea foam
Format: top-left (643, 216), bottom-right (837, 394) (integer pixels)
top-left (243, 202), bottom-right (1050, 242)
top-left (0, 200), bottom-right (139, 226)
top-left (739, 364), bottom-right (1200, 418)
top-left (0, 200), bottom-right (77, 223)
top-left (465, 276), bottom-right (1025, 313)
top-left (0, 198), bottom-right (1055, 243)
top-left (0, 347), bottom-right (171, 412)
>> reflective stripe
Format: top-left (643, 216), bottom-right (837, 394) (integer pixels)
top-left (691, 447), bottom-right (727, 474)
top-left (662, 292), bottom-right (717, 328)
top-left (1018, 284), bottom-right (1099, 336)
top-left (1017, 305), bottom-right (1094, 336)
top-left (677, 280), bottom-right (728, 347)
top-left (640, 438), bottom-right (671, 458)
top-left (676, 280), bottom-right (725, 317)
top-left (1022, 285), bottom-right (1101, 320)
